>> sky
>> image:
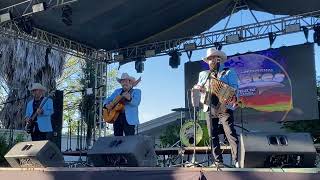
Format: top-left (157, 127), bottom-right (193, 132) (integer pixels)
top-left (113, 10), bottom-right (320, 123)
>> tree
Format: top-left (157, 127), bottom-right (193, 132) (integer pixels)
top-left (159, 123), bottom-right (180, 147)
top-left (57, 56), bottom-right (119, 147)
top-left (0, 37), bottom-right (65, 129)
top-left (282, 120), bottom-right (320, 143)
top-left (57, 55), bottom-right (83, 135)
top-left (281, 76), bottom-right (320, 143)
top-left (0, 36), bottom-right (119, 148)
top-left (80, 61), bottom-right (95, 147)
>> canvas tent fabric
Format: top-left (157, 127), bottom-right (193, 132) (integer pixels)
top-left (1, 0), bottom-right (319, 50)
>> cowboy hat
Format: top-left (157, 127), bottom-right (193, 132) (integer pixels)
top-left (116, 73), bottom-right (136, 83)
top-left (203, 48), bottom-right (227, 63)
top-left (29, 83), bottom-right (47, 91)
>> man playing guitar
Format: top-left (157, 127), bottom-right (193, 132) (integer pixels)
top-left (193, 48), bottom-right (239, 168)
top-left (25, 83), bottom-right (54, 141)
top-left (103, 73), bottom-right (141, 136)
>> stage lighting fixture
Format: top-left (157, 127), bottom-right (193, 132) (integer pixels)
top-left (114, 54), bottom-right (124, 61)
top-left (62, 5), bottom-right (72, 26)
top-left (268, 32), bottom-right (276, 47)
top-left (168, 50), bottom-right (181, 68)
top-left (183, 43), bottom-right (196, 51)
top-left (226, 34), bottom-right (240, 43)
top-left (302, 26), bottom-right (309, 42)
top-left (32, 3), bottom-right (46, 13)
top-left (285, 24), bottom-right (300, 33)
top-left (213, 42), bottom-right (223, 50)
top-left (135, 58), bottom-right (145, 73)
top-left (0, 12), bottom-right (12, 23)
top-left (145, 49), bottom-right (155, 57)
top-left (313, 25), bottom-right (320, 46)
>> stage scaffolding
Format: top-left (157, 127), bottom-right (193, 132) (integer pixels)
top-left (0, 2), bottom-right (320, 149)
top-left (93, 61), bottom-right (108, 140)
top-left (0, 9), bottom-right (319, 63)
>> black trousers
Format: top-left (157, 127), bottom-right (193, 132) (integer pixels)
top-left (206, 109), bottom-right (239, 163)
top-left (31, 123), bottom-right (53, 141)
top-left (113, 112), bottom-right (135, 136)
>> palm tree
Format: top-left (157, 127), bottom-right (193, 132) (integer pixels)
top-left (0, 37), bottom-right (65, 129)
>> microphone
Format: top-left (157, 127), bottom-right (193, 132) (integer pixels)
top-left (212, 61), bottom-right (220, 78)
top-left (216, 61), bottom-right (220, 72)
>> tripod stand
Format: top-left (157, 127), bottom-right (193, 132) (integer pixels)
top-left (182, 88), bottom-right (204, 167)
top-left (188, 106), bottom-right (203, 167)
top-left (170, 106), bottom-right (205, 167)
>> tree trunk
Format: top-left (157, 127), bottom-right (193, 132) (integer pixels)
top-left (0, 37), bottom-right (65, 129)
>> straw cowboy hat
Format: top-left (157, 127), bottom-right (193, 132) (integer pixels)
top-left (116, 73), bottom-right (136, 83)
top-left (203, 48), bottom-right (227, 63)
top-left (29, 83), bottom-right (47, 91)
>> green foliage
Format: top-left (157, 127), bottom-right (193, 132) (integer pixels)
top-left (106, 68), bottom-right (119, 95)
top-left (282, 120), bottom-right (320, 143)
top-left (14, 134), bottom-right (25, 143)
top-left (57, 56), bottom-right (118, 138)
top-left (0, 133), bottom-right (25, 166)
top-left (57, 56), bottom-right (83, 135)
top-left (159, 123), bottom-right (180, 147)
top-left (0, 135), bottom-right (10, 166)
top-left (281, 77), bottom-right (320, 144)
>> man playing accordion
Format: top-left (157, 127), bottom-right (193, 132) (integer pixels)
top-left (193, 48), bottom-right (239, 168)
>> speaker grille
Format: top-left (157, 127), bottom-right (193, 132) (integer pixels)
top-left (240, 132), bottom-right (316, 168)
top-left (88, 136), bottom-right (156, 167)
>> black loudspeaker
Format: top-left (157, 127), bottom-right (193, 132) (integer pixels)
top-left (51, 90), bottom-right (63, 150)
top-left (240, 132), bottom-right (317, 168)
top-left (88, 136), bottom-right (157, 167)
top-left (4, 140), bottom-right (64, 168)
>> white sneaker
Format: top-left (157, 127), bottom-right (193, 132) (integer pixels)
top-left (234, 161), bottom-right (240, 168)
top-left (210, 162), bottom-right (225, 168)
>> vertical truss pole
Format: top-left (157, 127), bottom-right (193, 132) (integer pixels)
top-left (101, 63), bottom-right (106, 137)
top-left (94, 60), bottom-right (106, 138)
top-left (93, 62), bottom-right (98, 142)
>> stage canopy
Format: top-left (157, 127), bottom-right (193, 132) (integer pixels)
top-left (1, 0), bottom-right (319, 51)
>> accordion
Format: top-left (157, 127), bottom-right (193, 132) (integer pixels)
top-left (209, 77), bottom-right (236, 117)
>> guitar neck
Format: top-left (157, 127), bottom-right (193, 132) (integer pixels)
top-left (30, 97), bottom-right (49, 121)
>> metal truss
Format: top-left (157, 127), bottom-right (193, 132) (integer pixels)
top-left (0, 20), bottom-right (102, 61)
top-left (93, 62), bottom-right (107, 140)
top-left (0, 6), bottom-right (319, 63)
top-left (0, 0), bottom-right (78, 17)
top-left (104, 9), bottom-right (320, 63)
top-left (0, 0), bottom-right (103, 61)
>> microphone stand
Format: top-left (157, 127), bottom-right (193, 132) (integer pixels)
top-left (208, 62), bottom-right (219, 166)
top-left (191, 105), bottom-right (198, 166)
top-left (208, 71), bottom-right (214, 165)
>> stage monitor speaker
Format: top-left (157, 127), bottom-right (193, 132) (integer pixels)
top-left (88, 136), bottom-right (157, 167)
top-left (5, 140), bottom-right (64, 168)
top-left (240, 132), bottom-right (317, 168)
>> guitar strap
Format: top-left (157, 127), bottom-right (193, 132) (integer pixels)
top-left (31, 96), bottom-right (48, 121)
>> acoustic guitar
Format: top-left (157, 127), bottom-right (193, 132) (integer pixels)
top-left (103, 77), bottom-right (141, 124)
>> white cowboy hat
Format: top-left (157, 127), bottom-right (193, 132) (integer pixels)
top-left (203, 48), bottom-right (227, 63)
top-left (29, 83), bottom-right (47, 91)
top-left (116, 73), bottom-right (136, 83)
